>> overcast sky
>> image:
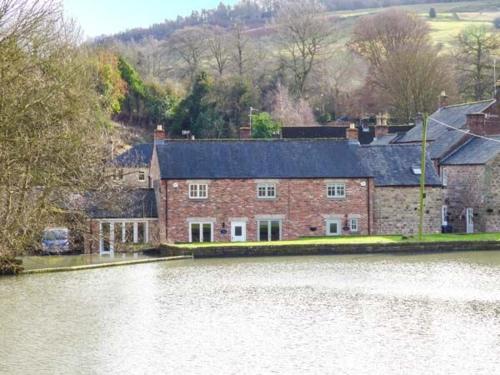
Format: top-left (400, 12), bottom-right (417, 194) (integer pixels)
top-left (63, 0), bottom-right (238, 38)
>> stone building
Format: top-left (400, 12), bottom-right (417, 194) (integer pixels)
top-left (378, 86), bottom-right (500, 233)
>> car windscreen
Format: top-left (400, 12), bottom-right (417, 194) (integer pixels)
top-left (43, 230), bottom-right (68, 241)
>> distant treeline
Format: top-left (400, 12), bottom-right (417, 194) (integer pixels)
top-left (96, 0), bottom-right (457, 44)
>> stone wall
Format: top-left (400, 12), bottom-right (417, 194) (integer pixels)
top-left (484, 154), bottom-right (500, 232)
top-left (443, 165), bottom-right (486, 233)
top-left (162, 178), bottom-right (374, 243)
top-left (373, 186), bottom-right (443, 235)
top-left (106, 167), bottom-right (150, 188)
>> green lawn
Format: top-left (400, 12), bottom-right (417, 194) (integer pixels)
top-left (171, 232), bottom-right (500, 249)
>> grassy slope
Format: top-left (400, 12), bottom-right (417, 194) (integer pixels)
top-left (331, 1), bottom-right (499, 47)
top-left (173, 232), bottom-right (500, 248)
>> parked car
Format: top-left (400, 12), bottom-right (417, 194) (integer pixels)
top-left (41, 227), bottom-right (70, 254)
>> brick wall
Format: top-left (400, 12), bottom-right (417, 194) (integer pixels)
top-left (373, 186), bottom-right (443, 235)
top-left (162, 178), bottom-right (373, 243)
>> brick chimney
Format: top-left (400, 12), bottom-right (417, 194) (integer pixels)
top-left (154, 124), bottom-right (167, 143)
top-left (466, 113), bottom-right (487, 135)
top-left (239, 126), bottom-right (251, 139)
top-left (439, 90), bottom-right (448, 108)
top-left (467, 112), bottom-right (500, 136)
top-left (346, 123), bottom-right (359, 143)
top-left (374, 112), bottom-right (389, 139)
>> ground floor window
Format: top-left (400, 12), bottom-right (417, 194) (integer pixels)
top-left (326, 219), bottom-right (341, 236)
top-left (258, 220), bottom-right (281, 241)
top-left (190, 222), bottom-right (213, 243)
top-left (349, 218), bottom-right (359, 232)
top-left (99, 220), bottom-right (151, 254)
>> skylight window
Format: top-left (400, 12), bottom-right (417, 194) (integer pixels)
top-left (411, 166), bottom-right (422, 175)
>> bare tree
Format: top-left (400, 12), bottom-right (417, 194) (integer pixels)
top-left (349, 9), bottom-right (455, 122)
top-left (168, 26), bottom-right (207, 82)
top-left (269, 82), bottom-right (316, 126)
top-left (276, 0), bottom-right (334, 97)
top-left (454, 25), bottom-right (500, 101)
top-left (207, 26), bottom-right (231, 77)
top-left (231, 22), bottom-right (249, 77)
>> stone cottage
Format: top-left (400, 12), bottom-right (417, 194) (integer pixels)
top-left (378, 86), bottom-right (500, 233)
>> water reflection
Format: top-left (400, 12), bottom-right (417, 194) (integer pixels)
top-left (1, 251), bottom-right (500, 374)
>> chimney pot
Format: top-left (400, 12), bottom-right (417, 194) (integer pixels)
top-left (439, 90), bottom-right (448, 108)
top-left (154, 124), bottom-right (167, 143)
top-left (346, 123), bottom-right (359, 143)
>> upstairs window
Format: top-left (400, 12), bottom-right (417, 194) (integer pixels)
top-left (189, 183), bottom-right (208, 199)
top-left (138, 171), bottom-right (145, 181)
top-left (257, 183), bottom-right (276, 199)
top-left (327, 183), bottom-right (346, 198)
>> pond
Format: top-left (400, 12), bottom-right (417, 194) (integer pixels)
top-left (1, 251), bottom-right (500, 374)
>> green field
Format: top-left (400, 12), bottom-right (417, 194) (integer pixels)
top-left (333, 1), bottom-right (500, 47)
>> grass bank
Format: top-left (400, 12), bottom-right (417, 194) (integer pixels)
top-left (172, 232), bottom-right (500, 249)
top-left (161, 233), bottom-right (500, 258)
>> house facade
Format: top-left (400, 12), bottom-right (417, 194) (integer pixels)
top-left (84, 126), bottom-right (443, 252)
top-left (148, 135), bottom-right (442, 245)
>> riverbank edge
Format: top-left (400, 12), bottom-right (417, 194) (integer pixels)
top-left (159, 241), bottom-right (500, 258)
top-left (20, 255), bottom-right (192, 275)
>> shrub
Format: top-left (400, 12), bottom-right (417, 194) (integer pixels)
top-left (429, 8), bottom-right (436, 19)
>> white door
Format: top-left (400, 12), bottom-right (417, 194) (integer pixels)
top-left (466, 208), bottom-right (474, 234)
top-left (231, 221), bottom-right (246, 242)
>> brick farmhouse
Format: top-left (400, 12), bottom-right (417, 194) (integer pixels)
top-left (84, 125), bottom-right (443, 253)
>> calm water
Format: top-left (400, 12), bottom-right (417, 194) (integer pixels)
top-left (1, 251), bottom-right (500, 375)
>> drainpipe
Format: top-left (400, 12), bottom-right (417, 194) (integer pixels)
top-left (367, 177), bottom-right (372, 235)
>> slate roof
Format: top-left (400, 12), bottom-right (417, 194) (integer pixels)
top-left (370, 133), bottom-right (401, 145)
top-left (397, 100), bottom-right (495, 143)
top-left (441, 136), bottom-right (500, 165)
top-left (155, 139), bottom-right (441, 186)
top-left (156, 139), bottom-right (368, 179)
top-left (112, 143), bottom-right (153, 167)
top-left (85, 189), bottom-right (157, 219)
top-left (360, 144), bottom-right (442, 186)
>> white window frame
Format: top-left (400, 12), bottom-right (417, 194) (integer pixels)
top-left (326, 183), bottom-right (346, 198)
top-left (257, 183), bottom-right (276, 199)
top-left (138, 171), bottom-right (145, 181)
top-left (350, 218), bottom-right (359, 232)
top-left (189, 183), bottom-right (208, 199)
top-left (189, 222), bottom-right (214, 243)
top-left (442, 205), bottom-right (448, 226)
top-left (257, 220), bottom-right (282, 241)
top-left (441, 169), bottom-right (448, 187)
top-left (326, 219), bottom-right (341, 236)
